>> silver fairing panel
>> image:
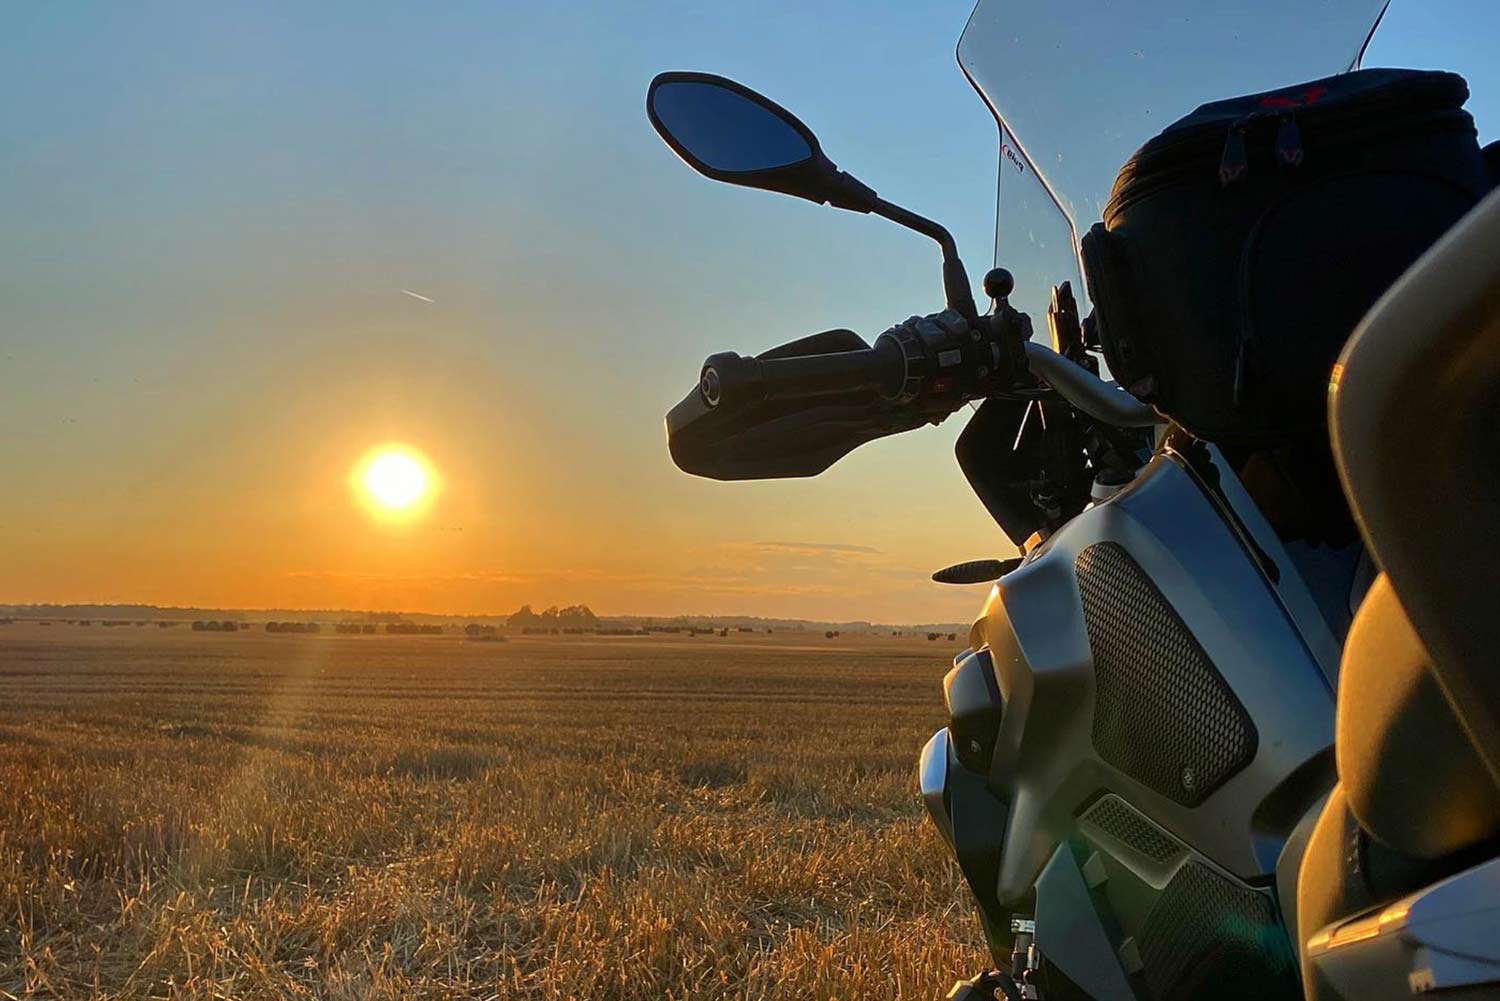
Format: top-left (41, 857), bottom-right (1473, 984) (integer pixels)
top-left (972, 449), bottom-right (1335, 904)
top-left (1306, 855), bottom-right (1500, 995)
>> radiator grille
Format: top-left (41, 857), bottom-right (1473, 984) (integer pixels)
top-left (1078, 794), bottom-right (1182, 866)
top-left (1075, 542), bottom-right (1257, 806)
top-left (1138, 862), bottom-right (1297, 1001)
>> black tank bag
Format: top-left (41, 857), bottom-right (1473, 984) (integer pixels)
top-left (1082, 68), bottom-right (1492, 446)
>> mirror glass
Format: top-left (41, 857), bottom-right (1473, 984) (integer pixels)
top-left (651, 81), bottom-right (813, 173)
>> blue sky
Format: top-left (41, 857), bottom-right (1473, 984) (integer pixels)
top-left (1, 1), bottom-right (1495, 620)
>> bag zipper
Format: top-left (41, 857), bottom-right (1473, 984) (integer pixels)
top-left (1274, 115), bottom-right (1304, 169)
top-left (1106, 107), bottom-right (1474, 220)
top-left (1107, 73), bottom-right (1467, 206)
top-left (1219, 120), bottom-right (1251, 186)
top-left (1125, 71), bottom-right (1465, 173)
top-left (1224, 111), bottom-right (1305, 187)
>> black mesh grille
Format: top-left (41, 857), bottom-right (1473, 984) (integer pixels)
top-left (1076, 542), bottom-right (1257, 806)
top-left (1079, 795), bottom-right (1182, 865)
top-left (1139, 862), bottom-right (1298, 1001)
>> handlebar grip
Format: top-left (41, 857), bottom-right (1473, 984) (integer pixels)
top-left (700, 339), bottom-right (906, 410)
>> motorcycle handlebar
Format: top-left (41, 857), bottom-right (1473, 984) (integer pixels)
top-left (697, 316), bottom-right (1162, 428)
top-left (1022, 342), bottom-right (1161, 427)
top-left (699, 337), bottom-right (907, 409)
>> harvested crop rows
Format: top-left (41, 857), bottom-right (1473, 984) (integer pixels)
top-left (0, 626), bottom-right (986, 999)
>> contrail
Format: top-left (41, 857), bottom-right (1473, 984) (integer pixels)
top-left (400, 289), bottom-right (436, 304)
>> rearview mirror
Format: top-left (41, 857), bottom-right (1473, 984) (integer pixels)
top-left (646, 72), bottom-right (877, 212)
top-left (645, 70), bottom-right (979, 321)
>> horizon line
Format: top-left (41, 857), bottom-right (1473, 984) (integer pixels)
top-left (0, 599), bottom-right (972, 631)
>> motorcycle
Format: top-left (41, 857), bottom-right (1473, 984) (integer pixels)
top-left (644, 2), bottom-right (1500, 999)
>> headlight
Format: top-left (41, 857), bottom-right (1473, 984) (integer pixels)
top-left (943, 648), bottom-right (1004, 774)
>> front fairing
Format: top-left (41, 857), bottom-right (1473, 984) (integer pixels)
top-left (923, 446), bottom-right (1341, 974)
top-left (958, 0), bottom-right (1389, 326)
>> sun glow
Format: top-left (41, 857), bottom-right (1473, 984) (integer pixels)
top-left (352, 445), bottom-right (438, 520)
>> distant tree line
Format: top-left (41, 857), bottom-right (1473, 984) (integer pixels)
top-left (383, 622), bottom-right (444, 635)
top-left (506, 605), bottom-right (599, 631)
top-left (265, 622), bottom-right (320, 634)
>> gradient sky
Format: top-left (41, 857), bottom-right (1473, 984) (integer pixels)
top-left (3, 1), bottom-right (1495, 623)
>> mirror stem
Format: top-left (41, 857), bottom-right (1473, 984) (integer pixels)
top-left (872, 198), bottom-right (979, 322)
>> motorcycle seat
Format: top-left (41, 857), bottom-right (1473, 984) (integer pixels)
top-left (1336, 574), bottom-right (1500, 860)
top-left (1298, 573), bottom-right (1500, 950)
top-left (1300, 177), bottom-right (1500, 1000)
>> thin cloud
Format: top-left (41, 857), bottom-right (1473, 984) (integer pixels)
top-left (287, 569), bottom-right (537, 585)
top-left (285, 566), bottom-right (835, 598)
top-left (399, 288), bottom-right (436, 303)
top-left (751, 541), bottom-right (882, 556)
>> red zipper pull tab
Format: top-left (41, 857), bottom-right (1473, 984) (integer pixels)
top-left (1275, 115), bottom-right (1304, 168)
top-left (1219, 126), bottom-right (1249, 186)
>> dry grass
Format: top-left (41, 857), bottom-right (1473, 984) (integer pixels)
top-left (0, 626), bottom-right (986, 999)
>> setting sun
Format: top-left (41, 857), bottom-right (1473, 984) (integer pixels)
top-left (352, 445), bottom-right (438, 520)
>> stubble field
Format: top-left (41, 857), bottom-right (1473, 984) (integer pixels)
top-left (0, 624), bottom-right (986, 1000)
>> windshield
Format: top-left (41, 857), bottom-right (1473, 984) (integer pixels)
top-left (959, 0), bottom-right (1390, 328)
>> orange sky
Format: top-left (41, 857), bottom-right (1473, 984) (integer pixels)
top-left (1, 394), bottom-right (997, 624)
top-left (0, 304), bottom-right (999, 623)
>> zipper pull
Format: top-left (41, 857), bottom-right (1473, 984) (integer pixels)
top-left (1219, 126), bottom-right (1249, 186)
top-left (1275, 115), bottom-right (1304, 169)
